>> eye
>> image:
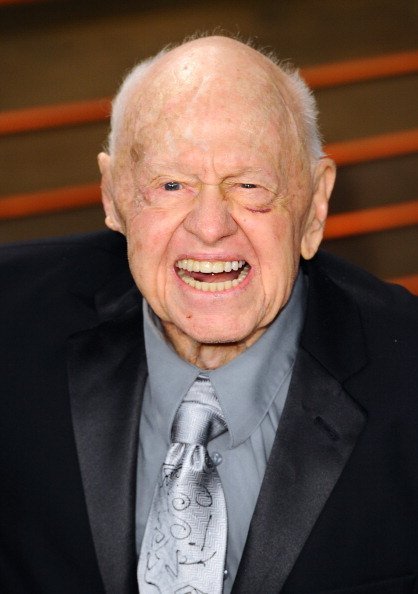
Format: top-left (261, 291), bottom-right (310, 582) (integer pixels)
top-left (240, 183), bottom-right (257, 189)
top-left (164, 181), bottom-right (182, 191)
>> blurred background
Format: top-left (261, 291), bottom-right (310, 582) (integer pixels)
top-left (1, 0), bottom-right (417, 290)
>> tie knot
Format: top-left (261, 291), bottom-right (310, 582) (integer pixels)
top-left (172, 375), bottom-right (227, 445)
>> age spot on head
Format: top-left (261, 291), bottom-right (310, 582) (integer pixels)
top-left (130, 146), bottom-right (141, 162)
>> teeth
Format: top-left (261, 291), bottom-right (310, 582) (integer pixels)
top-left (177, 263), bottom-right (250, 292)
top-left (176, 259), bottom-right (246, 273)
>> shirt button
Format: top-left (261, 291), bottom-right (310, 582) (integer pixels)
top-left (211, 451), bottom-right (223, 466)
top-left (223, 568), bottom-right (229, 580)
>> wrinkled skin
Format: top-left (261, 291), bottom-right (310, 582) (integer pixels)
top-left (99, 36), bottom-right (336, 369)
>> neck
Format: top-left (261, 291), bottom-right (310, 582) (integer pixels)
top-left (162, 322), bottom-right (266, 370)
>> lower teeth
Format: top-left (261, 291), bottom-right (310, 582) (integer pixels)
top-left (178, 265), bottom-right (250, 291)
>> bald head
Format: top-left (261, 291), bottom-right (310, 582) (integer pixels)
top-left (108, 36), bottom-right (322, 166)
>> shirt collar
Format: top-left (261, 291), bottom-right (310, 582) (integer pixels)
top-left (143, 271), bottom-right (307, 448)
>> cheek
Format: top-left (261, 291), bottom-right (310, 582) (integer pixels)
top-left (126, 221), bottom-right (165, 282)
top-left (271, 201), bottom-right (308, 252)
top-left (262, 222), bottom-right (302, 306)
top-left (242, 212), bottom-right (303, 300)
top-left (125, 206), bottom-right (176, 249)
top-left (124, 208), bottom-right (186, 284)
top-left (243, 211), bottom-right (297, 263)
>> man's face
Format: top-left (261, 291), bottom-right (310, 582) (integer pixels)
top-left (102, 56), bottom-right (331, 351)
top-left (113, 117), bottom-right (309, 344)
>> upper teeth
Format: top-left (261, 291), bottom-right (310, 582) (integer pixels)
top-left (176, 259), bottom-right (246, 273)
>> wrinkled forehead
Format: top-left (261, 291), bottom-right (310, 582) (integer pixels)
top-left (145, 47), bottom-right (282, 108)
top-left (120, 43), bottom-right (296, 152)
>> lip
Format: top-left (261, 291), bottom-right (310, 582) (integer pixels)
top-left (173, 261), bottom-right (253, 294)
top-left (174, 253), bottom-right (248, 263)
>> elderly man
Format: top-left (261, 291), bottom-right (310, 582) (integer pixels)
top-left (1, 35), bottom-right (418, 594)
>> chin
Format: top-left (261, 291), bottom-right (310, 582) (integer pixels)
top-left (182, 319), bottom-right (258, 346)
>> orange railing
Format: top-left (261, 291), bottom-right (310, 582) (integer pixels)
top-left (0, 184), bottom-right (100, 219)
top-left (324, 199), bottom-right (418, 239)
top-left (326, 129), bottom-right (418, 166)
top-left (0, 98), bottom-right (111, 136)
top-left (302, 50), bottom-right (418, 88)
top-left (2, 50), bottom-right (418, 137)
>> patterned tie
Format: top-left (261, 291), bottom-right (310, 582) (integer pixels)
top-left (138, 374), bottom-right (228, 594)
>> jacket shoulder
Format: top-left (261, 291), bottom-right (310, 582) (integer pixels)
top-left (0, 230), bottom-right (134, 329)
top-left (0, 229), bottom-right (126, 265)
top-left (305, 251), bottom-right (418, 380)
top-left (0, 230), bottom-right (128, 287)
top-left (310, 250), bottom-right (418, 321)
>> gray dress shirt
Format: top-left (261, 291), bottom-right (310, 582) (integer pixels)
top-left (136, 272), bottom-right (306, 592)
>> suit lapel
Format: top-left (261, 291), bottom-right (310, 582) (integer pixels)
top-left (233, 349), bottom-right (366, 592)
top-left (233, 256), bottom-right (368, 593)
top-left (68, 287), bottom-right (146, 594)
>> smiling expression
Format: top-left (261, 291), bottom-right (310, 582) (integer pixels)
top-left (100, 37), bottom-right (335, 362)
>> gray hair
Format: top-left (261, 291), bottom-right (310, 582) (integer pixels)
top-left (107, 36), bottom-right (324, 160)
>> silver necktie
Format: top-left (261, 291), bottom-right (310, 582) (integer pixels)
top-left (138, 374), bottom-right (228, 593)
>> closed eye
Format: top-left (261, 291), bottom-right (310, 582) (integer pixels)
top-left (164, 181), bottom-right (182, 191)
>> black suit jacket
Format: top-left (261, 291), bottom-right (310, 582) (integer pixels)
top-left (1, 230), bottom-right (418, 594)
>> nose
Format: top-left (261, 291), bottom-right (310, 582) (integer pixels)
top-left (183, 184), bottom-right (238, 245)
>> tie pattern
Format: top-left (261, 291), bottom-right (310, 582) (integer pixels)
top-left (138, 374), bottom-right (228, 594)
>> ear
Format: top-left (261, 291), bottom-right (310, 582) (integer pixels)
top-left (300, 157), bottom-right (336, 260)
top-left (97, 152), bottom-right (125, 234)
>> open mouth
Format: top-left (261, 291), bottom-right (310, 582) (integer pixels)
top-left (175, 258), bottom-right (250, 291)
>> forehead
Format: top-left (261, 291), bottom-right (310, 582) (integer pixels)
top-left (134, 109), bottom-right (285, 178)
top-left (138, 85), bottom-right (292, 165)
top-left (138, 42), bottom-right (285, 111)
top-left (131, 44), bottom-right (292, 136)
